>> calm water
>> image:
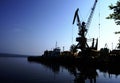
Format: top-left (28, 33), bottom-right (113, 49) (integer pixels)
top-left (0, 57), bottom-right (120, 83)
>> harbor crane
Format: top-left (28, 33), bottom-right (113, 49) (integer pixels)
top-left (72, 0), bottom-right (98, 55)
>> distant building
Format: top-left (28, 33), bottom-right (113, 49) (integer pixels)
top-left (110, 50), bottom-right (120, 56)
top-left (61, 51), bottom-right (72, 56)
top-left (43, 47), bottom-right (61, 57)
top-left (52, 47), bottom-right (61, 56)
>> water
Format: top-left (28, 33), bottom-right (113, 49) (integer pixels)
top-left (0, 57), bottom-right (120, 83)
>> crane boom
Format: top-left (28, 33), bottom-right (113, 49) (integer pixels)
top-left (72, 8), bottom-right (81, 26)
top-left (86, 0), bottom-right (98, 32)
top-left (73, 8), bottom-right (80, 24)
top-left (72, 8), bottom-right (82, 32)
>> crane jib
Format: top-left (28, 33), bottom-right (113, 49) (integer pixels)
top-left (86, 0), bottom-right (98, 31)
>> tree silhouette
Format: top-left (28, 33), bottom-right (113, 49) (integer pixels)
top-left (70, 44), bottom-right (77, 54)
top-left (106, 0), bottom-right (120, 25)
top-left (117, 37), bottom-right (120, 49)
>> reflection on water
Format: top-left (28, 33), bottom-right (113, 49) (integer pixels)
top-left (31, 59), bottom-right (98, 83)
top-left (0, 57), bottom-right (120, 83)
top-left (28, 58), bottom-right (120, 83)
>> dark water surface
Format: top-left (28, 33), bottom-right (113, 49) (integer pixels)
top-left (0, 57), bottom-right (120, 83)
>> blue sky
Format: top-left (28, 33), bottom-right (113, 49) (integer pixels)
top-left (0, 0), bottom-right (119, 55)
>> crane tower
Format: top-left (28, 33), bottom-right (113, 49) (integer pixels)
top-left (72, 0), bottom-right (98, 56)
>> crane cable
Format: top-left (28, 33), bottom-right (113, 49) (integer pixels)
top-left (72, 25), bottom-right (74, 45)
top-left (98, 0), bottom-right (100, 38)
top-left (97, 0), bottom-right (100, 50)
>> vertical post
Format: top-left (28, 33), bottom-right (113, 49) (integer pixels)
top-left (63, 46), bottom-right (64, 52)
top-left (55, 41), bottom-right (57, 48)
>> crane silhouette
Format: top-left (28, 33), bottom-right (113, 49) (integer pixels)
top-left (72, 0), bottom-right (98, 56)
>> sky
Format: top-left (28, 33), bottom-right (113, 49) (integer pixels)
top-left (0, 0), bottom-right (119, 55)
